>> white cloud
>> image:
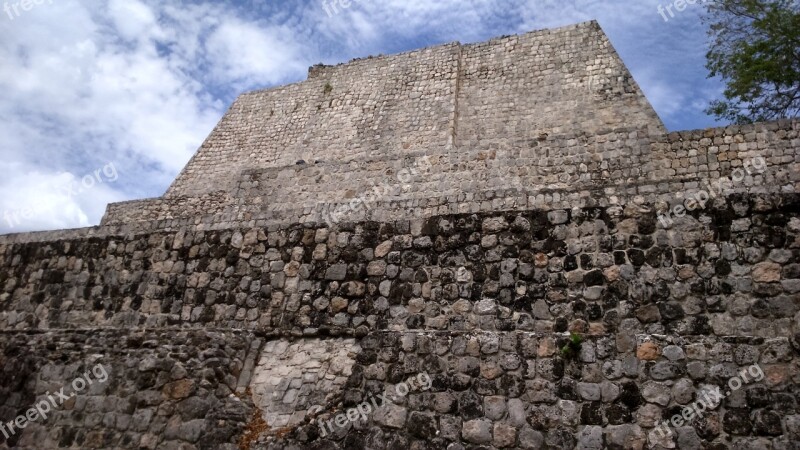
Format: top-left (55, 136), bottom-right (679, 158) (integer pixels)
top-left (107, 0), bottom-right (161, 43)
top-left (635, 70), bottom-right (686, 118)
top-left (315, 0), bottom-right (518, 46)
top-left (206, 20), bottom-right (308, 90)
top-left (0, 162), bottom-right (124, 233)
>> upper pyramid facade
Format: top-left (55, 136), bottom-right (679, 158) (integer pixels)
top-left (95, 20), bottom-right (737, 232)
top-left (164, 21), bottom-right (664, 199)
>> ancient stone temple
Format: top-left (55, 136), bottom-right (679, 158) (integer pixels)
top-left (1, 20), bottom-right (798, 449)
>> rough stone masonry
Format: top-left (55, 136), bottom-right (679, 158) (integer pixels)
top-left (0, 20), bottom-right (799, 450)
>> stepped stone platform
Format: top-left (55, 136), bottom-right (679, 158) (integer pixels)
top-left (1, 20), bottom-right (799, 450)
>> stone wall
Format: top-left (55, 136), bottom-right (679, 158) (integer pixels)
top-left (160, 21), bottom-right (664, 201)
top-left (2, 194), bottom-right (800, 447)
top-left (455, 21), bottom-right (664, 150)
top-left (99, 119), bottom-right (799, 232)
top-left (263, 331), bottom-right (800, 449)
top-left (164, 42), bottom-right (461, 199)
top-left (0, 329), bottom-right (259, 449)
top-left (101, 192), bottom-right (233, 228)
top-left (7, 197), bottom-right (800, 336)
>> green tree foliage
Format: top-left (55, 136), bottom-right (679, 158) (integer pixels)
top-left (704, 0), bottom-right (800, 123)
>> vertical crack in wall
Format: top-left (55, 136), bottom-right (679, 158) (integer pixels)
top-left (450, 43), bottom-right (464, 152)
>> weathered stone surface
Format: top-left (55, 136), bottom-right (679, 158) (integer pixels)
top-left (577, 383), bottom-right (601, 401)
top-left (662, 345), bottom-right (685, 361)
top-left (325, 264), bottom-right (348, 281)
top-left (605, 424), bottom-right (645, 450)
top-left (637, 342), bottom-right (661, 361)
top-left (641, 381), bottom-right (671, 406)
top-left (576, 426), bottom-right (604, 449)
top-left (482, 217), bottom-right (509, 233)
top-left (163, 379), bottom-right (196, 400)
top-left (492, 423), bottom-right (517, 448)
top-left (752, 262), bottom-right (782, 283)
top-left (374, 404), bottom-right (408, 429)
top-left (462, 419), bottom-right (492, 444)
top-left (484, 396), bottom-right (507, 420)
top-left (518, 427), bottom-right (544, 449)
top-left (676, 427), bottom-right (702, 450)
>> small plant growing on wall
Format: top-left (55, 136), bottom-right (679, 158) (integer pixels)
top-left (323, 82), bottom-right (333, 94)
top-left (560, 332), bottom-right (583, 359)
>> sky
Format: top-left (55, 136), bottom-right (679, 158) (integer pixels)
top-left (0, 0), bottom-right (725, 234)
